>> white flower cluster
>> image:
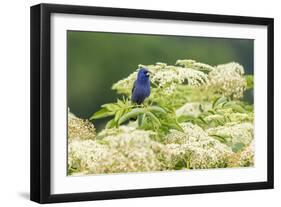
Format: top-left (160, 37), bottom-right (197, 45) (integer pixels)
top-left (111, 71), bottom-right (137, 95)
top-left (176, 59), bottom-right (215, 72)
top-left (68, 112), bottom-right (255, 174)
top-left (227, 112), bottom-right (254, 123)
top-left (238, 141), bottom-right (254, 167)
top-left (112, 61), bottom-right (209, 96)
top-left (68, 123), bottom-right (236, 174)
top-left (207, 122), bottom-right (253, 147)
top-left (149, 63), bottom-right (208, 89)
top-left (68, 138), bottom-right (108, 174)
top-left (208, 62), bottom-right (247, 99)
top-left (163, 123), bottom-right (233, 169)
top-left (68, 110), bottom-right (96, 140)
top-left (68, 126), bottom-right (165, 175)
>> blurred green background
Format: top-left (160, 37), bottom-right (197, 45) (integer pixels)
top-left (67, 31), bottom-right (253, 130)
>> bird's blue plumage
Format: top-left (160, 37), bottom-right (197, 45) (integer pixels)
top-left (131, 68), bottom-right (150, 105)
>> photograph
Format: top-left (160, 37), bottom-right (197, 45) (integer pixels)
top-left (67, 31), bottom-right (255, 176)
top-left (0, 0), bottom-right (278, 205)
top-left (29, 3), bottom-right (274, 203)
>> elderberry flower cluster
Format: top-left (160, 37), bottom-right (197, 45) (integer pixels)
top-left (207, 122), bottom-right (253, 147)
top-left (176, 59), bottom-right (215, 72)
top-left (238, 141), bottom-right (254, 167)
top-left (112, 61), bottom-right (208, 96)
top-left (68, 110), bottom-right (96, 140)
top-left (163, 123), bottom-right (233, 169)
top-left (208, 62), bottom-right (247, 99)
top-left (68, 126), bottom-right (165, 175)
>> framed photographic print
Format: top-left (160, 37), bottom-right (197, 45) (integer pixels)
top-left (30, 3), bottom-right (274, 203)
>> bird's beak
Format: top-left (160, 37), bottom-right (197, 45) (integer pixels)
top-left (146, 70), bottom-right (151, 77)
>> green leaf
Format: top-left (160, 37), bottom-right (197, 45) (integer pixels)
top-left (194, 116), bottom-right (209, 128)
top-left (174, 160), bottom-right (187, 170)
top-left (244, 105), bottom-right (253, 112)
top-left (162, 121), bottom-right (184, 132)
top-left (199, 104), bottom-right (204, 112)
top-left (147, 106), bottom-right (166, 114)
top-left (230, 105), bottom-right (247, 113)
top-left (146, 112), bottom-right (161, 127)
top-left (177, 115), bottom-right (195, 123)
top-left (232, 142), bottom-right (246, 153)
top-left (96, 139), bottom-right (110, 145)
top-left (213, 96), bottom-right (228, 109)
top-left (101, 103), bottom-right (120, 112)
top-left (138, 115), bottom-right (150, 130)
top-left (223, 101), bottom-right (247, 113)
top-left (138, 113), bottom-right (145, 127)
top-left (208, 110), bottom-right (215, 115)
top-left (105, 119), bottom-right (116, 129)
top-left (118, 108), bottom-right (146, 125)
top-left (117, 99), bottom-right (126, 107)
top-left (245, 75), bottom-right (254, 89)
top-left (114, 109), bottom-right (124, 122)
top-left (210, 135), bottom-right (228, 143)
top-left (157, 103), bottom-right (174, 113)
top-left (90, 108), bottom-right (114, 120)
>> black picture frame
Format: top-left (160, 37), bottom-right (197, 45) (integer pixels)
top-left (30, 3), bottom-right (274, 204)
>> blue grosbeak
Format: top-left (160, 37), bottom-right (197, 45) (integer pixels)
top-left (131, 68), bottom-right (151, 105)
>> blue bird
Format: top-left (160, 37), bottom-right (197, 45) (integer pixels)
top-left (131, 68), bottom-right (151, 105)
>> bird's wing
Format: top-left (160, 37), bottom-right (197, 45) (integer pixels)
top-left (132, 81), bottom-right (136, 94)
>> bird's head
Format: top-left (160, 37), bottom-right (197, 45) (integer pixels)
top-left (137, 68), bottom-right (150, 81)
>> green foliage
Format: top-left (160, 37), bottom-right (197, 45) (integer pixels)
top-left (91, 98), bottom-right (182, 135)
top-left (90, 98), bottom-right (132, 127)
top-left (232, 142), bottom-right (246, 153)
top-left (90, 108), bottom-right (115, 119)
top-left (245, 74), bottom-right (254, 89)
top-left (212, 96), bottom-right (228, 108)
top-left (177, 97), bottom-right (253, 130)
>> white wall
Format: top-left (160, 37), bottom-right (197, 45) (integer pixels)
top-left (0, 0), bottom-right (279, 206)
